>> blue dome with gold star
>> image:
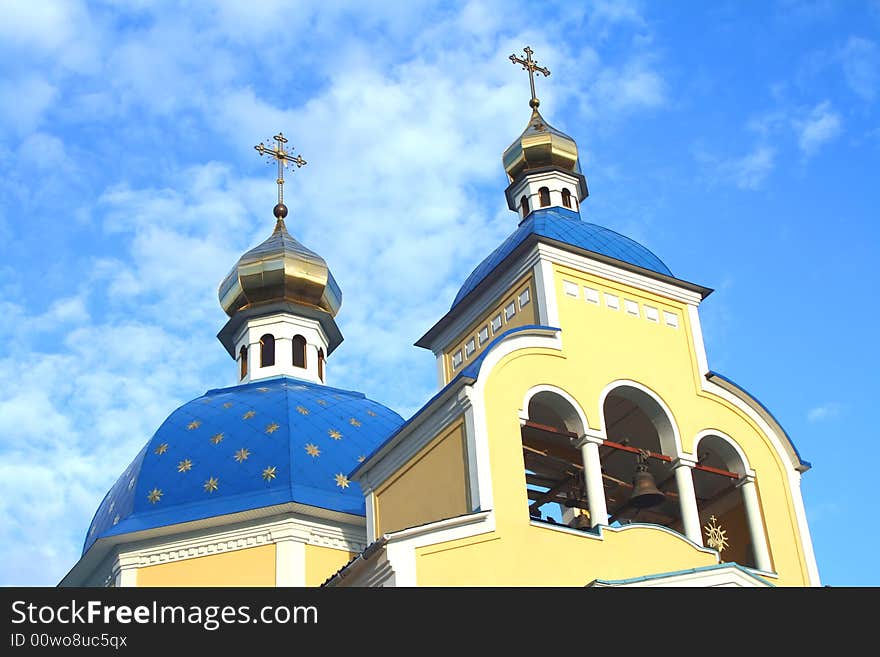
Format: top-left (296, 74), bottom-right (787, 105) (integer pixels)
top-left (83, 376), bottom-right (403, 554)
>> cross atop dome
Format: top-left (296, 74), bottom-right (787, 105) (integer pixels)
top-left (509, 46), bottom-right (551, 109)
top-left (254, 132), bottom-right (307, 223)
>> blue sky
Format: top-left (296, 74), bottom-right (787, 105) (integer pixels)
top-left (0, 0), bottom-right (877, 586)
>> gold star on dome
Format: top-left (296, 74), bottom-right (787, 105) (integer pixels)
top-left (262, 466), bottom-right (277, 482)
top-left (128, 477), bottom-right (136, 490)
top-left (305, 443), bottom-right (320, 457)
top-left (257, 387), bottom-right (270, 393)
top-left (177, 458), bottom-right (193, 473)
top-left (147, 488), bottom-right (163, 504)
top-left (234, 448), bottom-right (250, 463)
top-left (265, 422), bottom-right (280, 434)
top-left (223, 402), bottom-right (234, 408)
top-left (203, 477), bottom-right (219, 493)
top-left (357, 455), bottom-right (366, 463)
top-left (296, 405), bottom-right (309, 415)
top-left (316, 399), bottom-right (328, 406)
top-left (328, 429), bottom-right (342, 440)
top-left (187, 420), bottom-right (201, 430)
top-left (210, 432), bottom-right (224, 444)
top-left (349, 418), bottom-right (361, 427)
top-left (89, 526), bottom-right (95, 535)
top-left (108, 500), bottom-right (114, 513)
top-left (154, 443), bottom-right (169, 455)
top-left (334, 473), bottom-right (350, 489)
top-left (242, 410), bottom-right (256, 420)
top-left (366, 410), bottom-right (377, 417)
top-left (113, 515), bottom-right (120, 526)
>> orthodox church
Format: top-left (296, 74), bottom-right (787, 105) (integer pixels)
top-left (61, 48), bottom-right (820, 587)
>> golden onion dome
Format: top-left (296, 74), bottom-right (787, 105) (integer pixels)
top-left (502, 108), bottom-right (580, 182)
top-left (218, 213), bottom-right (342, 318)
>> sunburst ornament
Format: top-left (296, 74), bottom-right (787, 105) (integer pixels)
top-left (203, 477), bottom-right (219, 493)
top-left (147, 488), bottom-right (163, 504)
top-left (316, 399), bottom-right (328, 406)
top-left (234, 448), bottom-right (250, 463)
top-left (113, 514), bottom-right (120, 526)
top-left (704, 515), bottom-right (729, 553)
top-left (242, 410), bottom-right (256, 420)
top-left (257, 387), bottom-right (270, 393)
top-left (334, 473), bottom-right (350, 489)
top-left (366, 410), bottom-right (377, 417)
top-left (262, 466), bottom-right (277, 482)
top-left (265, 422), bottom-right (280, 434)
top-left (187, 420), bottom-right (201, 430)
top-left (305, 443), bottom-right (321, 457)
top-left (296, 405), bottom-right (309, 415)
top-left (223, 401), bottom-right (234, 408)
top-left (210, 432), bottom-right (224, 445)
top-left (357, 455), bottom-right (366, 463)
top-left (177, 459), bottom-right (193, 473)
top-left (349, 418), bottom-right (361, 427)
top-left (154, 443), bottom-right (169, 455)
top-left (328, 429), bottom-right (342, 440)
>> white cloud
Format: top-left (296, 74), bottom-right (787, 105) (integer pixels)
top-left (710, 145), bottom-right (776, 190)
top-left (794, 101), bottom-right (842, 156)
top-left (841, 36), bottom-right (879, 102)
top-left (0, 76), bottom-right (57, 136)
top-left (807, 402), bottom-right (842, 422)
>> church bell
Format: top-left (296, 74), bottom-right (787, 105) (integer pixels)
top-left (629, 452), bottom-right (665, 509)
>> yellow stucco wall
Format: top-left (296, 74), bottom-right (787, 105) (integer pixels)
top-left (136, 544), bottom-right (276, 587)
top-left (375, 421), bottom-right (470, 535)
top-left (305, 544), bottom-right (356, 587)
top-left (410, 265), bottom-right (813, 586)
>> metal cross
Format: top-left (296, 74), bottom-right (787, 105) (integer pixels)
top-left (509, 46), bottom-right (551, 109)
top-left (254, 133), bottom-right (306, 207)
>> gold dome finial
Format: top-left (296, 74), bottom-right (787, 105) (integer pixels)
top-left (509, 46), bottom-right (550, 109)
top-left (503, 49), bottom-right (580, 182)
top-left (218, 133), bottom-right (341, 319)
top-left (254, 132), bottom-right (307, 226)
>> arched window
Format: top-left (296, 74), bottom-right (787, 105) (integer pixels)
top-left (601, 386), bottom-right (682, 532)
top-left (292, 335), bottom-right (307, 368)
top-left (520, 390), bottom-right (590, 528)
top-left (318, 348), bottom-right (325, 382)
top-left (520, 195), bottom-right (530, 216)
top-left (239, 345), bottom-right (248, 380)
top-left (692, 434), bottom-right (768, 569)
top-left (259, 334), bottom-right (275, 367)
top-left (561, 188), bottom-right (572, 208)
top-left (539, 187), bottom-right (550, 207)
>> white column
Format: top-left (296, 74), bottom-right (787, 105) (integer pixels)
top-left (578, 437), bottom-right (608, 527)
top-left (738, 475), bottom-right (773, 572)
top-left (272, 526), bottom-right (306, 586)
top-left (673, 458), bottom-right (703, 546)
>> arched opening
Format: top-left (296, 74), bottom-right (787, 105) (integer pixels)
top-left (259, 334), bottom-right (275, 368)
top-left (520, 391), bottom-right (590, 528)
top-left (317, 348), bottom-right (325, 382)
top-left (561, 188), bottom-right (572, 208)
top-left (693, 434), bottom-right (758, 568)
top-left (292, 335), bottom-right (307, 369)
top-left (539, 187), bottom-right (550, 207)
top-left (520, 195), bottom-right (530, 216)
top-left (239, 345), bottom-right (248, 380)
top-left (600, 386), bottom-right (683, 532)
